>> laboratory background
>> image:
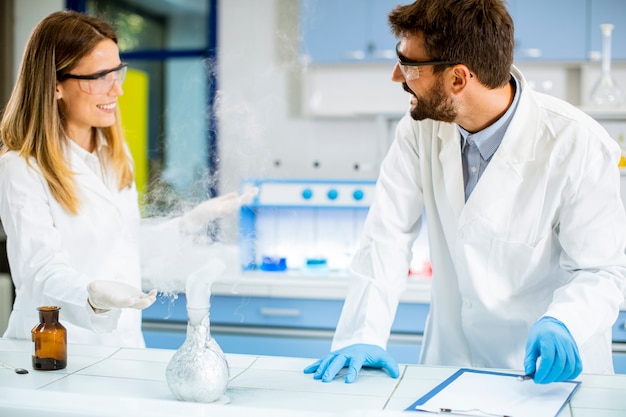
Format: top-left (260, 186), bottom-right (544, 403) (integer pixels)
top-left (1, 0), bottom-right (626, 389)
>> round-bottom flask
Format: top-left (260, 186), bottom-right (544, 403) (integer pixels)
top-left (165, 308), bottom-right (229, 403)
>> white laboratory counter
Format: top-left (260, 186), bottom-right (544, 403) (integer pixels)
top-left (142, 242), bottom-right (434, 303)
top-left (1, 338), bottom-right (625, 417)
top-left (211, 270), bottom-right (433, 303)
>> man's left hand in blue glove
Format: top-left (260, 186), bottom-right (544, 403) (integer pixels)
top-left (523, 316), bottom-right (582, 384)
top-left (303, 343), bottom-right (400, 383)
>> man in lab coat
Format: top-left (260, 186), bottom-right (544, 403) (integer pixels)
top-left (305, 0), bottom-right (626, 384)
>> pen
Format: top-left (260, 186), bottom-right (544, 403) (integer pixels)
top-left (439, 408), bottom-right (511, 417)
top-left (516, 373), bottom-right (534, 381)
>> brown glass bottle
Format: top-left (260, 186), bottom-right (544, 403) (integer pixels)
top-left (31, 306), bottom-right (67, 370)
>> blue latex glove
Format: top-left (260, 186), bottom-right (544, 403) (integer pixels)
top-left (303, 343), bottom-right (399, 383)
top-left (523, 317), bottom-right (582, 384)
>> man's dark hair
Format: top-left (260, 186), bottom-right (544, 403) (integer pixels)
top-left (388, 0), bottom-right (514, 88)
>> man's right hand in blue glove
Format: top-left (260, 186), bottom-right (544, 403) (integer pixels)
top-left (303, 343), bottom-right (400, 383)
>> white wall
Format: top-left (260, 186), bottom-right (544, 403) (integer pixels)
top-left (11, 0), bottom-right (626, 193)
top-left (216, 0), bottom-right (626, 195)
top-left (12, 0), bottom-right (64, 81)
top-left (217, 0), bottom-right (386, 195)
top-left (8, 0), bottom-right (390, 192)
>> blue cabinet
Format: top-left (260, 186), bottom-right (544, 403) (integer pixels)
top-left (510, 0), bottom-right (626, 61)
top-left (613, 310), bottom-right (626, 342)
top-left (300, 0), bottom-right (366, 63)
top-left (613, 353), bottom-right (626, 374)
top-left (510, 0), bottom-right (587, 61)
top-left (301, 0), bottom-right (626, 64)
top-left (143, 294), bottom-right (626, 372)
top-left (142, 293), bottom-right (427, 363)
top-left (613, 311), bottom-right (626, 373)
top-left (299, 0), bottom-right (410, 63)
top-left (143, 294), bottom-right (429, 334)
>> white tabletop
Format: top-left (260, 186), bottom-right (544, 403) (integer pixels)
top-left (1, 338), bottom-right (626, 417)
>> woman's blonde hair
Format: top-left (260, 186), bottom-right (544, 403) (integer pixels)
top-left (0, 10), bottom-right (134, 215)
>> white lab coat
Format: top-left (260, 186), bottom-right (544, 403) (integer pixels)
top-left (0, 137), bottom-right (227, 347)
top-left (332, 66), bottom-right (626, 374)
top-left (0, 141), bottom-right (148, 347)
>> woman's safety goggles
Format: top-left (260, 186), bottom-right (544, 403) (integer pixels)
top-left (58, 63), bottom-right (128, 94)
top-left (395, 42), bottom-right (458, 81)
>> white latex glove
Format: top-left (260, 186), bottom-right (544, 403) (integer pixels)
top-left (179, 187), bottom-right (258, 234)
top-left (87, 280), bottom-right (157, 311)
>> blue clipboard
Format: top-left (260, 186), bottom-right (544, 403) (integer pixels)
top-left (405, 368), bottom-right (581, 416)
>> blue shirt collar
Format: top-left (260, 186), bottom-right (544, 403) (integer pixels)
top-left (459, 74), bottom-right (521, 160)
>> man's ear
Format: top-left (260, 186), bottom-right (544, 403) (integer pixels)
top-left (449, 65), bottom-right (473, 94)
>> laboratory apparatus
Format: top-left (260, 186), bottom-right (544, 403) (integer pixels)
top-left (165, 260), bottom-right (229, 403)
top-left (590, 24), bottom-right (624, 108)
top-left (239, 179), bottom-right (375, 274)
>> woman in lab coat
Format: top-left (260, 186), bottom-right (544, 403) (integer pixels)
top-left (0, 11), bottom-right (253, 347)
top-left (306, 0), bottom-right (626, 384)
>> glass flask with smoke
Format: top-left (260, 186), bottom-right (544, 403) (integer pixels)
top-left (165, 260), bottom-right (229, 403)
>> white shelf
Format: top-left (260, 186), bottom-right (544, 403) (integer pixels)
top-left (580, 107), bottom-right (626, 120)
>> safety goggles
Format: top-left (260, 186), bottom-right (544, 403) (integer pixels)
top-left (58, 63), bottom-right (128, 94)
top-left (395, 42), bottom-right (458, 81)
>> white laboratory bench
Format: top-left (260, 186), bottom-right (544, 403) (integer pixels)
top-left (1, 337), bottom-right (626, 417)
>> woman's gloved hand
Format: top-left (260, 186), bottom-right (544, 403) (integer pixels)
top-left (303, 343), bottom-right (400, 383)
top-left (523, 317), bottom-right (582, 384)
top-left (87, 280), bottom-right (157, 311)
top-left (179, 187), bottom-right (259, 234)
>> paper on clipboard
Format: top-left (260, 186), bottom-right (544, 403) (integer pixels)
top-left (405, 368), bottom-right (580, 416)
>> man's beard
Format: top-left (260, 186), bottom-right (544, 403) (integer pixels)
top-left (405, 78), bottom-right (457, 122)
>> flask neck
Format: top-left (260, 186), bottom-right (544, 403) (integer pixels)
top-left (187, 306), bottom-right (210, 327)
top-left (186, 312), bottom-right (212, 344)
top-left (601, 24), bottom-right (614, 75)
top-left (38, 307), bottom-right (60, 323)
